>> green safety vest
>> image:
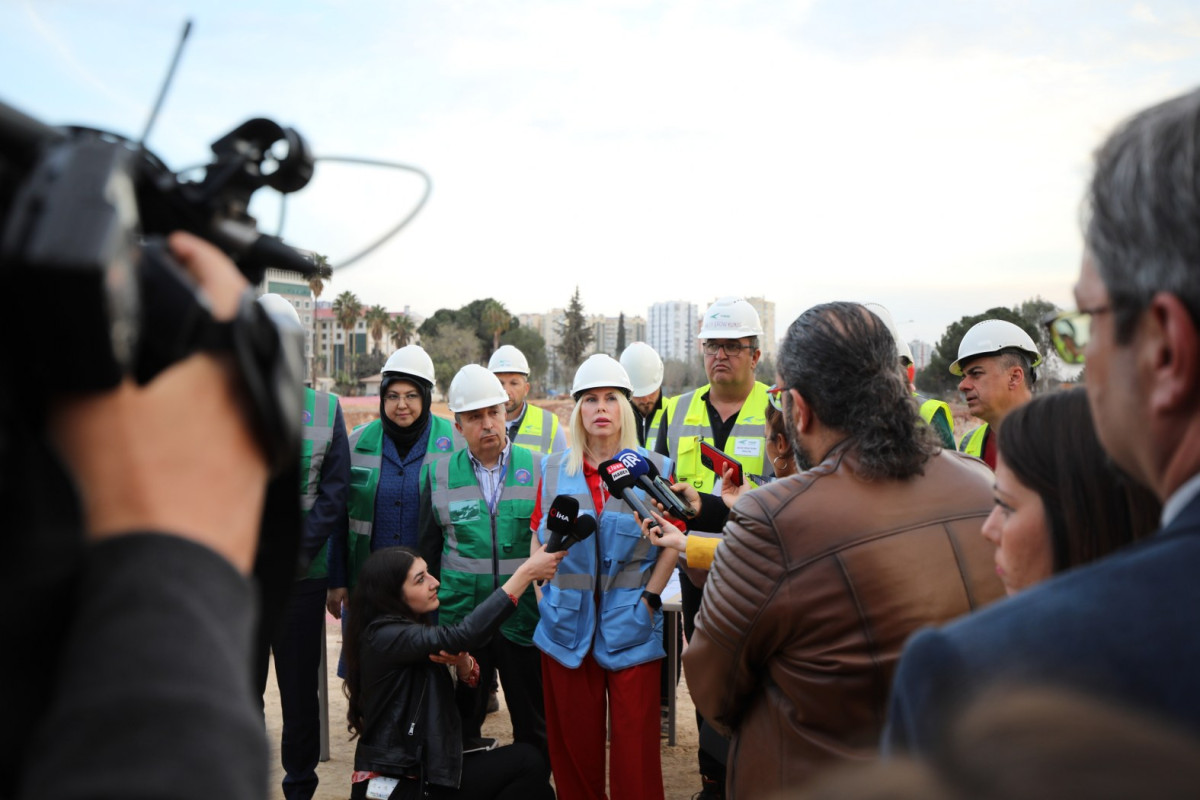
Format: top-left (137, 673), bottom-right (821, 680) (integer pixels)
top-left (513, 405), bottom-right (562, 454)
top-left (663, 383), bottom-right (770, 492)
top-left (916, 395), bottom-right (957, 450)
top-left (959, 424), bottom-right (989, 458)
top-left (429, 446), bottom-right (542, 646)
top-left (301, 388), bottom-right (339, 580)
top-left (345, 415), bottom-right (459, 589)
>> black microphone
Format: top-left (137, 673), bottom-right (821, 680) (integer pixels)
top-left (546, 495), bottom-right (580, 553)
top-left (599, 459), bottom-right (660, 534)
top-left (616, 449), bottom-right (695, 519)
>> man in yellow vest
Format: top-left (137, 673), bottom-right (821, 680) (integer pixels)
top-left (418, 364), bottom-right (547, 756)
top-left (951, 319), bottom-right (1041, 470)
top-left (489, 344), bottom-right (566, 454)
top-left (621, 341), bottom-right (667, 448)
top-left (655, 296), bottom-right (772, 800)
top-left (253, 294), bottom-right (350, 800)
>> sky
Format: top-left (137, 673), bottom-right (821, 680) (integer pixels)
top-left (2, 0), bottom-right (1199, 347)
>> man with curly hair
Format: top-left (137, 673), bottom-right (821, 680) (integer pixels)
top-left (683, 302), bottom-right (1005, 799)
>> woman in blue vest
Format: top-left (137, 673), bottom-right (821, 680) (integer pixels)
top-left (327, 346), bottom-right (458, 671)
top-left (531, 354), bottom-right (677, 800)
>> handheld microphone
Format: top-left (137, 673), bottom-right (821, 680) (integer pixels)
top-left (546, 495), bottom-right (579, 553)
top-left (616, 449), bottom-right (695, 519)
top-left (599, 459), bottom-right (660, 534)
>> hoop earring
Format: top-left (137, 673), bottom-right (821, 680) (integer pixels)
top-left (773, 455), bottom-right (791, 470)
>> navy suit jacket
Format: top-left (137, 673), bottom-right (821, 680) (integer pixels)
top-left (883, 492), bottom-right (1200, 754)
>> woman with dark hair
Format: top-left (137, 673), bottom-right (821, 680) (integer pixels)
top-left (984, 387), bottom-right (1160, 594)
top-left (343, 545), bottom-right (561, 800)
top-left (327, 345), bottom-right (460, 618)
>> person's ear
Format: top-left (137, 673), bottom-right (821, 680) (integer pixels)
top-left (1145, 292), bottom-right (1200, 414)
top-left (789, 388), bottom-right (813, 434)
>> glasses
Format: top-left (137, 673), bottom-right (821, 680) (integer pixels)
top-left (703, 341), bottom-right (753, 356)
top-left (1043, 306), bottom-right (1110, 365)
top-left (384, 391), bottom-right (422, 406)
top-left (767, 384), bottom-right (784, 411)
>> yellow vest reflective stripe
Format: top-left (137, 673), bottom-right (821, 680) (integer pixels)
top-left (646, 404), bottom-right (667, 447)
top-left (664, 383), bottom-right (770, 492)
top-left (513, 405), bottom-right (560, 454)
top-left (959, 424), bottom-right (989, 458)
top-left (916, 395), bottom-right (956, 450)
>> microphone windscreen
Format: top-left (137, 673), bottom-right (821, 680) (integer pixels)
top-left (547, 494), bottom-right (579, 534)
top-left (616, 449), bottom-right (651, 478)
top-left (599, 459), bottom-right (636, 493)
top-left (571, 514), bottom-right (597, 545)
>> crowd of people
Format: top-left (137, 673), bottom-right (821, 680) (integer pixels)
top-left (18, 85), bottom-right (1200, 800)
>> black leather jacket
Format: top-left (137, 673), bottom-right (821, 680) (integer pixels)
top-left (354, 589), bottom-right (516, 788)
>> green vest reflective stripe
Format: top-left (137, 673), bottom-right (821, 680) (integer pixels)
top-left (300, 388), bottom-right (339, 580)
top-left (430, 446), bottom-right (541, 646)
top-left (959, 424), bottom-right (989, 458)
top-left (345, 415), bottom-right (459, 589)
top-left (916, 395), bottom-right (957, 450)
top-left (664, 383), bottom-right (770, 492)
top-left (513, 405), bottom-right (560, 454)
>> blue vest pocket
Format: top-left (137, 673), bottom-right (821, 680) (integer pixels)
top-left (599, 589), bottom-right (653, 653)
top-left (542, 589), bottom-right (584, 649)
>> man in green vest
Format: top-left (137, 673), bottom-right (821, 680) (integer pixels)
top-left (418, 364), bottom-right (547, 755)
top-left (951, 319), bottom-right (1042, 470)
top-left (655, 296), bottom-right (773, 800)
top-left (489, 344), bottom-right (566, 454)
top-left (621, 341), bottom-right (667, 448)
top-left (253, 294), bottom-right (350, 800)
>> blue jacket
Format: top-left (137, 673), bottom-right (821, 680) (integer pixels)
top-left (883, 492), bottom-right (1200, 754)
top-left (533, 448), bottom-right (672, 671)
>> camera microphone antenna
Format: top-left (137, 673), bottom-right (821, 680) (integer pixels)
top-left (138, 19), bottom-right (193, 149)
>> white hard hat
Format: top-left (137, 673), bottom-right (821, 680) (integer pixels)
top-left (382, 344), bottom-right (436, 386)
top-left (619, 342), bottom-right (664, 396)
top-left (863, 303), bottom-right (914, 366)
top-left (698, 297), bottom-right (763, 340)
top-left (257, 293), bottom-right (302, 330)
top-left (950, 319), bottom-right (1042, 376)
top-left (571, 354), bottom-right (633, 398)
top-left (447, 364), bottom-right (509, 413)
top-left (487, 344), bottom-right (530, 375)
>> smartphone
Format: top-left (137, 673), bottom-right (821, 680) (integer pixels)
top-left (699, 441), bottom-right (744, 486)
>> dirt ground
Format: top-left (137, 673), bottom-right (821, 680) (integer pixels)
top-left (263, 614), bottom-right (707, 800)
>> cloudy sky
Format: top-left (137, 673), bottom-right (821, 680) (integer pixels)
top-left (3, 0), bottom-right (1198, 346)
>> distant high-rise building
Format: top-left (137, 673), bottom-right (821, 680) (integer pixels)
top-left (648, 301), bottom-right (698, 363)
top-left (909, 339), bottom-right (934, 370)
top-left (744, 296), bottom-right (777, 360)
top-left (258, 267), bottom-right (315, 382)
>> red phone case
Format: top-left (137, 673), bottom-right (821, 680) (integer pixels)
top-left (699, 441), bottom-right (744, 486)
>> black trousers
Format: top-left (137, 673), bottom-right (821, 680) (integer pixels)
top-left (349, 743), bottom-right (553, 800)
top-left (454, 634), bottom-right (547, 758)
top-left (681, 569), bottom-right (727, 782)
top-left (255, 577), bottom-right (328, 800)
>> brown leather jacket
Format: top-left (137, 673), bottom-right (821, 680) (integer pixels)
top-left (684, 443), bottom-right (1003, 798)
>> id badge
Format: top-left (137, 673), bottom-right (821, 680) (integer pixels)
top-left (366, 776), bottom-right (399, 799)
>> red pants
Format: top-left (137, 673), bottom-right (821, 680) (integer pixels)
top-left (541, 652), bottom-right (663, 800)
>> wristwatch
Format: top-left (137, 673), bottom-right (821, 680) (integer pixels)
top-left (641, 590), bottom-right (662, 610)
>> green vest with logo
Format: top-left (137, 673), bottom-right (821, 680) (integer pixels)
top-left (301, 388), bottom-right (340, 580)
top-left (345, 415), bottom-right (458, 589)
top-left (664, 383), bottom-right (770, 492)
top-left (428, 446), bottom-right (542, 646)
top-left (513, 405), bottom-right (561, 454)
top-left (916, 394), bottom-right (957, 450)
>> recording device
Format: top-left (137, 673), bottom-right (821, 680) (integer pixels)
top-left (545, 494), bottom-right (597, 553)
top-left (615, 449), bottom-right (696, 519)
top-left (699, 441), bottom-right (744, 487)
top-left (598, 459), bottom-right (661, 535)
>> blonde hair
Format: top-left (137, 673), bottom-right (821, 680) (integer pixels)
top-left (565, 390), bottom-right (640, 475)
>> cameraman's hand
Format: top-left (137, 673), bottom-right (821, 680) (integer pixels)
top-left (49, 232), bottom-right (267, 575)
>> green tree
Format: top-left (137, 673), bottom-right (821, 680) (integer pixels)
top-left (480, 299), bottom-right (512, 355)
top-left (423, 323), bottom-right (482, 396)
top-left (354, 350), bottom-right (387, 380)
top-left (500, 326), bottom-right (549, 392)
top-left (616, 312), bottom-right (626, 356)
top-left (1016, 297), bottom-right (1060, 363)
top-left (389, 314), bottom-right (416, 349)
top-left (331, 291), bottom-right (362, 373)
top-left (917, 306), bottom-right (1040, 396)
top-left (364, 304), bottom-right (391, 354)
top-left (556, 287), bottom-right (594, 374)
top-left (755, 353), bottom-right (777, 385)
top-left (307, 253), bottom-right (333, 299)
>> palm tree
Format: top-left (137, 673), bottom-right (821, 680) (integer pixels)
top-left (331, 290), bottom-right (362, 374)
top-left (365, 304), bottom-right (390, 354)
top-left (480, 299), bottom-right (511, 354)
top-left (390, 314), bottom-right (416, 349)
top-left (308, 253), bottom-right (333, 299)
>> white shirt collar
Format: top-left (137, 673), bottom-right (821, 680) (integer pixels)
top-left (1162, 472), bottom-right (1200, 527)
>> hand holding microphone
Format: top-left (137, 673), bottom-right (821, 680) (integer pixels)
top-left (615, 449), bottom-right (696, 519)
